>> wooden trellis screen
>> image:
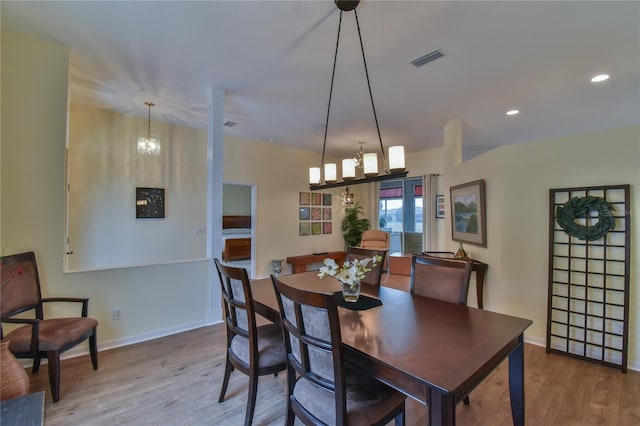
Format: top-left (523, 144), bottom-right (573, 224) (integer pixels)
top-left (547, 184), bottom-right (630, 372)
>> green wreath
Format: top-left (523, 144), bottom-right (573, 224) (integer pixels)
top-left (556, 195), bottom-right (615, 241)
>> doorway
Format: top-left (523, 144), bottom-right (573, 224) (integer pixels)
top-left (222, 182), bottom-right (256, 277)
top-left (378, 177), bottom-right (423, 254)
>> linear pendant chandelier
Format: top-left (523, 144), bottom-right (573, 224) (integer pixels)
top-left (309, 0), bottom-right (408, 191)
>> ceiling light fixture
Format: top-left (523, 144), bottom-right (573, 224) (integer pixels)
top-left (137, 101), bottom-right (160, 156)
top-left (506, 109), bottom-right (520, 116)
top-left (591, 74), bottom-right (610, 83)
top-left (309, 0), bottom-right (408, 190)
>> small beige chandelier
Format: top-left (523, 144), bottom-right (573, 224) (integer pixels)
top-left (137, 101), bottom-right (160, 156)
top-left (309, 0), bottom-right (407, 190)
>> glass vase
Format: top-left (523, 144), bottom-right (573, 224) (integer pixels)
top-left (341, 279), bottom-right (361, 302)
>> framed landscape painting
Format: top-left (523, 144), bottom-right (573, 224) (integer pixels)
top-left (450, 179), bottom-right (486, 246)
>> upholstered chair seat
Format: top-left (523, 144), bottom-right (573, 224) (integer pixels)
top-left (271, 275), bottom-right (406, 425)
top-left (215, 259), bottom-right (286, 426)
top-left (229, 323), bottom-right (286, 368)
top-left (1, 251), bottom-right (99, 402)
top-left (293, 369), bottom-right (406, 426)
top-left (5, 317), bottom-right (98, 352)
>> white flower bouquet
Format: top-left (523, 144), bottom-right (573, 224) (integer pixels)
top-left (318, 255), bottom-right (382, 291)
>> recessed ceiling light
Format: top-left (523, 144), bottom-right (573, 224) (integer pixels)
top-left (591, 74), bottom-right (610, 83)
top-left (506, 110), bottom-right (519, 116)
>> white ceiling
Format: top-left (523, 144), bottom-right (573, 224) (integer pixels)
top-left (3, 1), bottom-right (639, 159)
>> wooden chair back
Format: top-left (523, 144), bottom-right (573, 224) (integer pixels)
top-left (214, 259), bottom-right (258, 365)
top-left (410, 254), bottom-right (473, 304)
top-left (345, 246), bottom-right (387, 286)
top-left (271, 276), bottom-right (347, 424)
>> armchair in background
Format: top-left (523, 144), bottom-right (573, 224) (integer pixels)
top-left (359, 230), bottom-right (390, 271)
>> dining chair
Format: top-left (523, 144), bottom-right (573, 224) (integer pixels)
top-left (410, 253), bottom-right (473, 405)
top-left (410, 254), bottom-right (473, 304)
top-left (271, 275), bottom-right (406, 426)
top-left (0, 251), bottom-right (98, 402)
top-left (214, 259), bottom-right (286, 426)
top-left (345, 246), bottom-right (387, 286)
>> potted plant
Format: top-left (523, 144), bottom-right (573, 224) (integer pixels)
top-left (341, 202), bottom-right (370, 247)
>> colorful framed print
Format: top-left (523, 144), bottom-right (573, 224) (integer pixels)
top-left (311, 207), bottom-right (322, 220)
top-left (323, 193), bottom-right (332, 206)
top-left (323, 222), bottom-right (332, 234)
top-left (323, 207), bottom-right (332, 220)
top-left (450, 179), bottom-right (486, 246)
top-left (299, 222), bottom-right (311, 236)
top-left (311, 222), bottom-right (322, 235)
top-left (300, 192), bottom-right (310, 205)
top-left (299, 207), bottom-right (310, 220)
top-left (312, 193), bottom-right (322, 205)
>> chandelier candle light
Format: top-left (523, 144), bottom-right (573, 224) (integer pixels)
top-left (137, 101), bottom-right (160, 156)
top-left (309, 0), bottom-right (408, 190)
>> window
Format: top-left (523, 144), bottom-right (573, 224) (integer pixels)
top-left (379, 177), bottom-right (423, 254)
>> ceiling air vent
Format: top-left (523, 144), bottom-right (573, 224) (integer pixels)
top-left (410, 49), bottom-right (444, 68)
top-left (224, 121), bottom-right (238, 127)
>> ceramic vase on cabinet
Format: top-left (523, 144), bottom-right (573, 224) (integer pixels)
top-left (0, 339), bottom-right (30, 400)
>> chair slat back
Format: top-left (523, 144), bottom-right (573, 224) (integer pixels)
top-left (214, 259), bottom-right (256, 342)
top-left (0, 251), bottom-right (42, 318)
top-left (410, 254), bottom-right (473, 304)
top-left (346, 246), bottom-right (387, 286)
top-left (271, 277), bottom-right (345, 406)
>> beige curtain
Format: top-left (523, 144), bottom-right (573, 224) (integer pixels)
top-left (422, 174), bottom-right (439, 252)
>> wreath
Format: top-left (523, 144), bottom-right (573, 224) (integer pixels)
top-left (555, 195), bottom-right (616, 241)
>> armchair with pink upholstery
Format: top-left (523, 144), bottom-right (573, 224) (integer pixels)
top-left (360, 230), bottom-right (390, 271)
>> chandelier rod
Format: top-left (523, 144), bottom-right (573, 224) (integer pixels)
top-left (321, 10), bottom-right (344, 172)
top-left (354, 9), bottom-right (386, 170)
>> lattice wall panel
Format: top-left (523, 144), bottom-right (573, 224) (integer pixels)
top-left (547, 184), bottom-right (630, 372)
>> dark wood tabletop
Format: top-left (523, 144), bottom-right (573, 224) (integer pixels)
top-left (252, 272), bottom-right (532, 426)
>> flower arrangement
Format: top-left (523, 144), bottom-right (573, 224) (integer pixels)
top-left (318, 255), bottom-right (382, 290)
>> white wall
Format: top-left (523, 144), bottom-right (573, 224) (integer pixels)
top-left (1, 30), bottom-right (213, 350)
top-left (441, 120), bottom-right (639, 370)
top-left (67, 105), bottom-right (208, 271)
top-left (224, 136), bottom-right (346, 276)
top-left (223, 184), bottom-right (252, 215)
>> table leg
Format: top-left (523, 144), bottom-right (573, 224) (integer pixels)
top-left (429, 391), bottom-right (455, 426)
top-left (475, 269), bottom-right (485, 309)
top-left (509, 335), bottom-right (525, 426)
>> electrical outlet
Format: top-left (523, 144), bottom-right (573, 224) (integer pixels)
top-left (112, 307), bottom-right (123, 320)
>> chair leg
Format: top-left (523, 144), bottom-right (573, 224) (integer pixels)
top-left (32, 356), bottom-right (42, 373)
top-left (394, 401), bottom-right (405, 426)
top-left (218, 357), bottom-right (233, 403)
top-left (285, 397), bottom-right (295, 426)
top-left (463, 395), bottom-right (470, 405)
top-left (244, 371), bottom-right (259, 426)
top-left (89, 331), bottom-right (99, 370)
top-left (47, 351), bottom-right (61, 402)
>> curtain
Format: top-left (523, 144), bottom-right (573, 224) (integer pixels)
top-left (422, 174), bottom-right (439, 252)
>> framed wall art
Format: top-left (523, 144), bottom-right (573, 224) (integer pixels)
top-left (435, 194), bottom-right (445, 219)
top-left (299, 207), bottom-right (310, 220)
top-left (450, 179), bottom-right (486, 246)
top-left (299, 222), bottom-right (311, 236)
top-left (299, 192), bottom-right (310, 205)
top-left (136, 187), bottom-right (165, 219)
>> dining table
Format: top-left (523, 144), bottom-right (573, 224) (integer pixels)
top-left (251, 271), bottom-right (532, 426)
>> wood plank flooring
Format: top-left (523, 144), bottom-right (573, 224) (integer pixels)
top-left (24, 321), bottom-right (639, 425)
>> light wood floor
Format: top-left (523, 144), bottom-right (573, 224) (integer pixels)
top-left (25, 322), bottom-right (639, 425)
